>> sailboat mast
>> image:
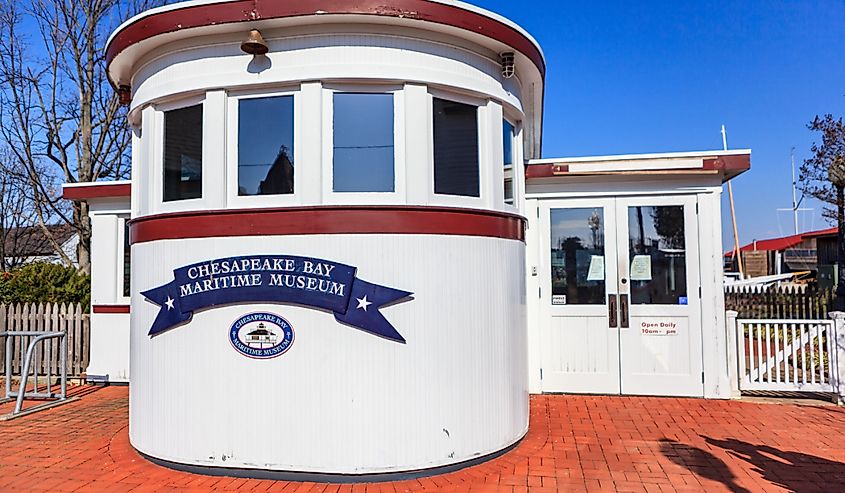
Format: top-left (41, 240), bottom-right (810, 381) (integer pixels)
top-left (723, 125), bottom-right (744, 277)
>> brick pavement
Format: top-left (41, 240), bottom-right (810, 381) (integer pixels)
top-left (1, 386), bottom-right (844, 492)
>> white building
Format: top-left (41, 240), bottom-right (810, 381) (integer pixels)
top-left (64, 0), bottom-right (749, 480)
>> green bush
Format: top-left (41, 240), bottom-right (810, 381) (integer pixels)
top-left (0, 262), bottom-right (90, 308)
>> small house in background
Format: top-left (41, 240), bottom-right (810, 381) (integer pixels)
top-left (1, 224), bottom-right (78, 269)
top-left (804, 228), bottom-right (840, 288)
top-left (724, 226), bottom-right (837, 279)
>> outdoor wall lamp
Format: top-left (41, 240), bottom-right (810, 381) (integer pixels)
top-left (500, 52), bottom-right (515, 79)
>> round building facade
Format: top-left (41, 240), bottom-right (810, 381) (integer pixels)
top-left (108, 0), bottom-right (544, 476)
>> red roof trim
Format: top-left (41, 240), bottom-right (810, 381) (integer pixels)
top-left (130, 206), bottom-right (526, 244)
top-left (63, 183), bottom-right (131, 201)
top-left (701, 154), bottom-right (751, 174)
top-left (106, 0), bottom-right (545, 87)
top-left (92, 305), bottom-right (131, 314)
top-left (526, 153), bottom-right (751, 181)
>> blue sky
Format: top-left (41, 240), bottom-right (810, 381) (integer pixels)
top-left (475, 0), bottom-right (845, 249)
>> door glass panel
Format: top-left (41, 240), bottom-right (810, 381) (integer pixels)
top-left (627, 205), bottom-right (687, 304)
top-left (550, 208), bottom-right (606, 305)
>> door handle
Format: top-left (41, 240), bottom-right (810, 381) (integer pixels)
top-left (620, 294), bottom-right (629, 329)
top-left (608, 294), bottom-right (618, 328)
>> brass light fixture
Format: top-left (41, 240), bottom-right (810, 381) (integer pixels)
top-left (117, 85), bottom-right (132, 105)
top-left (241, 29), bottom-right (269, 55)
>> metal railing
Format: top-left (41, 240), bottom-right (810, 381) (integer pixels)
top-left (2, 331), bottom-right (67, 415)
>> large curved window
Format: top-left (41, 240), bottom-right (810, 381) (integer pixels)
top-left (433, 98), bottom-right (479, 197)
top-left (332, 93), bottom-right (395, 192)
top-left (163, 104), bottom-right (203, 202)
top-left (237, 96), bottom-right (295, 196)
top-left (503, 120), bottom-right (515, 205)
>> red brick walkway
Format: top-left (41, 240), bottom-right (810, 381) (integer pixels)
top-left (1, 387), bottom-right (844, 492)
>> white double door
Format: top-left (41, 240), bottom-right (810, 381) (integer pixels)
top-left (539, 195), bottom-right (703, 397)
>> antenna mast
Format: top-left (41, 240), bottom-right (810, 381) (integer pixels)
top-left (777, 148), bottom-right (812, 234)
top-left (791, 148), bottom-right (799, 234)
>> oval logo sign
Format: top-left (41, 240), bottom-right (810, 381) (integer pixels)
top-left (229, 312), bottom-right (294, 359)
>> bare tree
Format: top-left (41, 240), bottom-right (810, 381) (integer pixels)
top-left (0, 0), bottom-right (159, 274)
top-left (799, 114), bottom-right (845, 307)
top-left (0, 146), bottom-right (65, 270)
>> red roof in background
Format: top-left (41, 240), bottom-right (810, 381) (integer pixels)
top-left (801, 227), bottom-right (839, 238)
top-left (725, 227), bottom-right (838, 257)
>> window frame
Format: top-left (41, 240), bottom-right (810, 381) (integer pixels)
top-left (117, 214), bottom-right (131, 303)
top-left (321, 84), bottom-right (406, 205)
top-left (502, 112), bottom-right (523, 211)
top-left (226, 86), bottom-right (302, 209)
top-left (427, 89), bottom-right (487, 208)
top-left (152, 95), bottom-right (212, 213)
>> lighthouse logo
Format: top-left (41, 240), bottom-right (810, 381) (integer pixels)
top-left (229, 312), bottom-right (294, 359)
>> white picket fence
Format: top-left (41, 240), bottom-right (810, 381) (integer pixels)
top-left (735, 318), bottom-right (838, 392)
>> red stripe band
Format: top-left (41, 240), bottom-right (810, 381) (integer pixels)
top-left (92, 305), bottom-right (131, 314)
top-left (130, 206), bottom-right (525, 244)
top-left (106, 0), bottom-right (545, 84)
top-left (63, 183), bottom-right (131, 201)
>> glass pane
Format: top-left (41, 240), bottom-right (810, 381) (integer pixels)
top-left (550, 208), bottom-right (606, 305)
top-left (123, 219), bottom-right (130, 298)
top-left (503, 120), bottom-right (514, 166)
top-left (503, 120), bottom-right (514, 204)
top-left (627, 205), bottom-right (687, 304)
top-left (333, 93), bottom-right (394, 192)
top-left (433, 98), bottom-right (479, 197)
top-left (238, 96), bottom-right (294, 196)
top-left (163, 104), bottom-right (203, 202)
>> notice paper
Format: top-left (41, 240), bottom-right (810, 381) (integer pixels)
top-left (630, 255), bottom-right (652, 281)
top-left (587, 255), bottom-right (605, 281)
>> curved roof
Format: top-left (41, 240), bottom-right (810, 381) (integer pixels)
top-left (105, 0), bottom-right (546, 88)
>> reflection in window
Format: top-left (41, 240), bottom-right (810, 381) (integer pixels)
top-left (628, 205), bottom-right (687, 304)
top-left (550, 208), bottom-right (605, 305)
top-left (433, 98), bottom-right (479, 197)
top-left (238, 96), bottom-right (294, 196)
top-left (123, 219), bottom-right (130, 298)
top-left (163, 104), bottom-right (203, 202)
top-left (333, 93), bottom-right (394, 192)
top-left (503, 120), bottom-right (515, 205)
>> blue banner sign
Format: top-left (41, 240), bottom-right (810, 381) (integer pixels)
top-left (142, 255), bottom-right (412, 342)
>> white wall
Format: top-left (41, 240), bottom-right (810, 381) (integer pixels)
top-left (524, 174), bottom-right (730, 398)
top-left (87, 198), bottom-right (131, 382)
top-left (130, 234), bottom-right (527, 473)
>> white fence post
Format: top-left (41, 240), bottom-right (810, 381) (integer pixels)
top-left (725, 310), bottom-right (741, 398)
top-left (830, 311), bottom-right (845, 405)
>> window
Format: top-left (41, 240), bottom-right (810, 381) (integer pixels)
top-left (163, 104), bottom-right (203, 202)
top-left (122, 219), bottom-right (130, 298)
top-left (433, 98), bottom-right (479, 197)
top-left (550, 208), bottom-right (606, 305)
top-left (627, 205), bottom-right (687, 305)
top-left (238, 96), bottom-right (294, 196)
top-left (332, 93), bottom-right (395, 192)
top-left (503, 120), bottom-right (515, 205)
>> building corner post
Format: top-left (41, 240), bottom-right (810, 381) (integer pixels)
top-left (725, 310), bottom-right (740, 399)
top-left (829, 311), bottom-right (845, 405)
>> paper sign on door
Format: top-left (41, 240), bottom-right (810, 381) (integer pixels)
top-left (587, 255), bottom-right (605, 281)
top-left (630, 255), bottom-right (652, 281)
